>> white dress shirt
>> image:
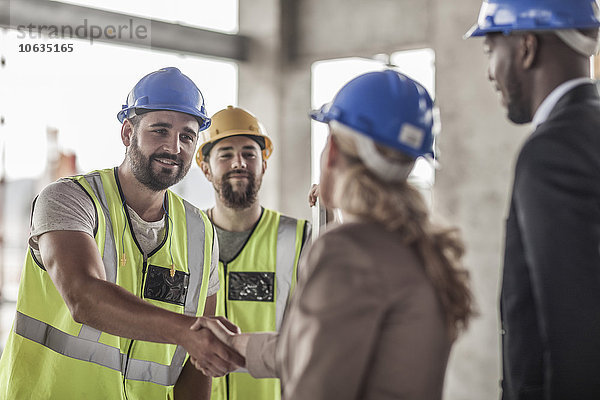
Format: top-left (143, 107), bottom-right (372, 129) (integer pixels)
top-left (532, 77), bottom-right (594, 128)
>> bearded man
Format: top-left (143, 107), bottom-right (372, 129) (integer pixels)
top-left (197, 106), bottom-right (310, 400)
top-left (466, 1), bottom-right (600, 398)
top-left (0, 67), bottom-right (244, 400)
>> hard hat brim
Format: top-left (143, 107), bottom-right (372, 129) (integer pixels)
top-left (310, 103), bottom-right (335, 123)
top-left (464, 23), bottom-right (487, 38)
top-left (117, 106), bottom-right (211, 131)
top-left (196, 131), bottom-right (273, 166)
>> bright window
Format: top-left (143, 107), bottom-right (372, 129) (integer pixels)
top-left (49, 0), bottom-right (239, 33)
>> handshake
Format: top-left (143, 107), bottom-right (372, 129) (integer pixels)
top-left (183, 316), bottom-right (250, 377)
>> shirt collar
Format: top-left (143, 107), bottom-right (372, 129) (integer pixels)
top-left (531, 77), bottom-right (594, 128)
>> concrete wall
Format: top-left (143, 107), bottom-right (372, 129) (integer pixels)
top-left (239, 0), bottom-right (532, 399)
top-left (431, 1), bottom-right (529, 398)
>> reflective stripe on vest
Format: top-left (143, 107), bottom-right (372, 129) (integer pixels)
top-left (275, 215), bottom-right (299, 331)
top-left (13, 170), bottom-right (207, 387)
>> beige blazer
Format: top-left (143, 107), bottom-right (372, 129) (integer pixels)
top-left (246, 221), bottom-right (452, 400)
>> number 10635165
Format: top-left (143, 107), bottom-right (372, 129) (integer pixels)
top-left (18, 43), bottom-right (74, 53)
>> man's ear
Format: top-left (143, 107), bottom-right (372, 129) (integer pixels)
top-left (261, 158), bottom-right (267, 174)
top-left (521, 33), bottom-right (538, 70)
top-left (121, 120), bottom-right (134, 146)
top-left (200, 160), bottom-right (213, 182)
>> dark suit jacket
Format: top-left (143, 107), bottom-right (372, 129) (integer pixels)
top-left (501, 83), bottom-right (600, 400)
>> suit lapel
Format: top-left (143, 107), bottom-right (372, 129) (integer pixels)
top-left (546, 82), bottom-right (600, 122)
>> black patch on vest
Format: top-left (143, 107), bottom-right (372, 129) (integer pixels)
top-left (228, 272), bottom-right (274, 302)
top-left (144, 264), bottom-right (189, 306)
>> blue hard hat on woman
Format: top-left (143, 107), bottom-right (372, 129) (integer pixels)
top-left (311, 69), bottom-right (435, 161)
top-left (117, 67), bottom-right (211, 131)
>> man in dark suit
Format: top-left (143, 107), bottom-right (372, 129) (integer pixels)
top-left (465, 1), bottom-right (600, 399)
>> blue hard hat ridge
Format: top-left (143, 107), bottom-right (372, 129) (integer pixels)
top-left (311, 69), bottom-right (435, 159)
top-left (117, 67), bottom-right (211, 131)
top-left (465, 0), bottom-right (600, 38)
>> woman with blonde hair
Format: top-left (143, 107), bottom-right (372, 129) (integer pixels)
top-left (193, 70), bottom-right (474, 400)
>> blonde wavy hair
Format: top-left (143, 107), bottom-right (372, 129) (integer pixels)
top-left (330, 128), bottom-right (475, 338)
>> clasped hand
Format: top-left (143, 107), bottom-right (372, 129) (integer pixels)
top-left (185, 316), bottom-right (249, 377)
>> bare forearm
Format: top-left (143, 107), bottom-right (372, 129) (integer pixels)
top-left (174, 360), bottom-right (211, 400)
top-left (40, 231), bottom-right (192, 344)
top-left (67, 276), bottom-right (192, 344)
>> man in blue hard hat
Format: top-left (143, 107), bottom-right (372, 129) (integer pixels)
top-left (0, 67), bottom-right (244, 399)
top-left (466, 1), bottom-right (600, 399)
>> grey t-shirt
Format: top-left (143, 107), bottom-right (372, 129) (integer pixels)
top-left (213, 225), bottom-right (252, 263)
top-left (29, 178), bottom-right (219, 297)
top-left (211, 210), bottom-right (312, 264)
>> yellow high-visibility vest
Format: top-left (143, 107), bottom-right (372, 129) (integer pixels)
top-left (211, 208), bottom-right (308, 400)
top-left (0, 168), bottom-right (214, 400)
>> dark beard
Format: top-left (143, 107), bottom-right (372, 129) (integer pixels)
top-left (217, 170), bottom-right (260, 209)
top-left (505, 65), bottom-right (532, 124)
top-left (128, 133), bottom-right (190, 191)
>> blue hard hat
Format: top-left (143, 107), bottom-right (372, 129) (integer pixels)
top-left (311, 70), bottom-right (434, 160)
top-left (117, 67), bottom-right (211, 131)
top-left (465, 0), bottom-right (600, 38)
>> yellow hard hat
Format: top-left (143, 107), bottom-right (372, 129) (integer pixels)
top-left (196, 105), bottom-right (273, 165)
